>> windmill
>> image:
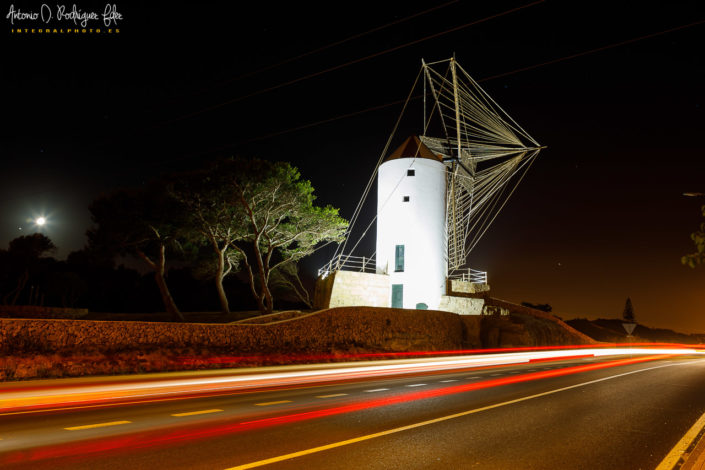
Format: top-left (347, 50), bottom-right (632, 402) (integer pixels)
top-left (318, 57), bottom-right (542, 311)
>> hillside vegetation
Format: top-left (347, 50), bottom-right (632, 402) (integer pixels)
top-left (567, 318), bottom-right (705, 344)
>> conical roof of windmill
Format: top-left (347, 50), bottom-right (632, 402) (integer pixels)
top-left (385, 136), bottom-right (443, 162)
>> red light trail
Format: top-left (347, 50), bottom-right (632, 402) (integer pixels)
top-left (0, 352), bottom-right (693, 465)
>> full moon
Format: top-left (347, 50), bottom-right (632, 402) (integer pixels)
top-left (35, 217), bottom-right (46, 226)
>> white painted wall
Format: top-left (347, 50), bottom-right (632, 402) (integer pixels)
top-left (376, 157), bottom-right (447, 309)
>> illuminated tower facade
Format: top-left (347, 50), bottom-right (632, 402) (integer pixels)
top-left (375, 136), bottom-right (447, 310)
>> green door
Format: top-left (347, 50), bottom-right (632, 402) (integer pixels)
top-left (391, 284), bottom-right (403, 308)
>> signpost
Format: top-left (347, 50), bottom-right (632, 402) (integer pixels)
top-left (622, 322), bottom-right (637, 336)
top-left (622, 322), bottom-right (637, 357)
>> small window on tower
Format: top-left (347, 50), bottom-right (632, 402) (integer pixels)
top-left (395, 245), bottom-right (405, 272)
top-left (407, 169), bottom-right (415, 176)
top-left (403, 196), bottom-right (410, 202)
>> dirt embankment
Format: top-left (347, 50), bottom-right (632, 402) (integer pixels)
top-left (483, 299), bottom-right (597, 345)
top-left (0, 305), bottom-right (593, 381)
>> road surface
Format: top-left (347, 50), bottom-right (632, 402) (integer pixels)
top-left (1, 352), bottom-right (705, 469)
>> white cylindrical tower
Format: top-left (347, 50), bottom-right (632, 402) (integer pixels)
top-left (376, 136), bottom-right (447, 310)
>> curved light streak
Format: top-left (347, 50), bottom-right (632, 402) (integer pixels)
top-left (1, 345), bottom-right (702, 414)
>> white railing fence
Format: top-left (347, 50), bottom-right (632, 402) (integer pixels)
top-left (317, 254), bottom-right (377, 278)
top-left (448, 268), bottom-right (488, 284)
top-left (318, 256), bottom-right (486, 284)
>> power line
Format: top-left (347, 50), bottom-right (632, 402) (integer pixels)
top-left (212, 1), bottom-right (461, 86)
top-left (151, 15), bottom-right (705, 166)
top-left (158, 1), bottom-right (545, 126)
top-left (228, 17), bottom-right (705, 149)
top-left (480, 17), bottom-right (705, 82)
top-left (242, 100), bottom-right (410, 144)
top-left (157, 1), bottom-right (461, 108)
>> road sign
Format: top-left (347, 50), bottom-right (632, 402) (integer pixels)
top-left (622, 322), bottom-right (637, 335)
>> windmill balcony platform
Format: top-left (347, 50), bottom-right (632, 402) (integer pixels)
top-left (314, 255), bottom-right (489, 315)
top-left (447, 269), bottom-right (491, 296)
top-left (314, 255), bottom-right (388, 309)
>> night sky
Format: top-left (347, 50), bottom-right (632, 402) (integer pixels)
top-left (3, 1), bottom-right (704, 331)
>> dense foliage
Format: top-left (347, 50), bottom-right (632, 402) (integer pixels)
top-left (170, 158), bottom-right (347, 314)
top-left (622, 297), bottom-right (635, 322)
top-left (682, 204), bottom-right (705, 268)
top-left (0, 158), bottom-right (347, 318)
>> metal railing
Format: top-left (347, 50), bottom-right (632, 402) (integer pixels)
top-left (317, 254), bottom-right (377, 278)
top-left (448, 268), bottom-right (488, 284)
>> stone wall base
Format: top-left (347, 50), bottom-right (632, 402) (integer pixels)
top-left (447, 279), bottom-right (491, 296)
top-left (313, 271), bottom-right (390, 309)
top-left (438, 295), bottom-right (484, 315)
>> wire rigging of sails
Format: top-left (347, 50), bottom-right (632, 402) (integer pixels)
top-left (420, 57), bottom-right (542, 273)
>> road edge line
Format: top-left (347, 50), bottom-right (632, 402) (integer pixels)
top-left (655, 410), bottom-right (705, 470)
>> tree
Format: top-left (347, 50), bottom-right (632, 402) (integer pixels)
top-left (8, 233), bottom-right (56, 259)
top-left (682, 204), bottom-right (705, 268)
top-left (169, 163), bottom-right (246, 314)
top-left (521, 301), bottom-right (552, 312)
top-left (172, 158), bottom-right (348, 314)
top-left (1, 234), bottom-right (56, 305)
top-left (229, 159), bottom-right (347, 314)
top-left (45, 271), bottom-right (87, 308)
top-left (268, 260), bottom-right (313, 307)
top-left (622, 297), bottom-right (635, 322)
top-left (88, 183), bottom-right (188, 321)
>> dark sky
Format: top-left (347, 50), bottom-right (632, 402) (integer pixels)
top-left (3, 0), bottom-right (704, 331)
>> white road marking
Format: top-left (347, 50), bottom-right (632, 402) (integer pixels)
top-left (255, 400), bottom-right (292, 406)
top-left (406, 384), bottom-right (427, 387)
top-left (364, 389), bottom-right (389, 393)
top-left (439, 379), bottom-right (458, 383)
top-left (316, 394), bottom-right (348, 398)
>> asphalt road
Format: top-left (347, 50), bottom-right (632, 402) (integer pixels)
top-left (2, 354), bottom-right (705, 470)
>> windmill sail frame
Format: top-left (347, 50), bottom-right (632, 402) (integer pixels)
top-left (420, 57), bottom-right (542, 274)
